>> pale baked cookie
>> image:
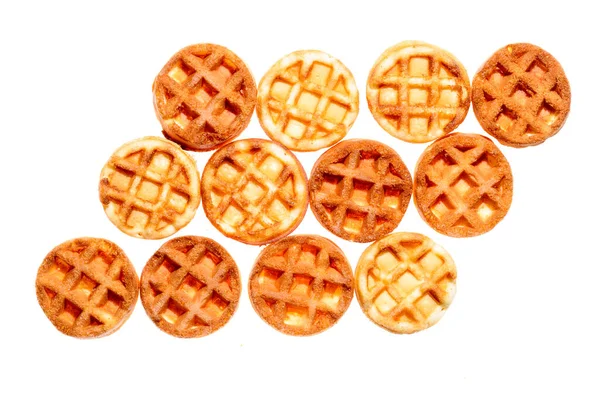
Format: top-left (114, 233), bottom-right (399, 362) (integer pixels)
top-left (308, 139), bottom-right (412, 242)
top-left (249, 235), bottom-right (354, 335)
top-left (355, 232), bottom-right (456, 334)
top-left (36, 238), bottom-right (139, 338)
top-left (367, 41), bottom-right (470, 143)
top-left (201, 139), bottom-right (308, 245)
top-left (99, 136), bottom-right (201, 239)
top-left (413, 133), bottom-right (513, 237)
top-left (140, 236), bottom-right (241, 338)
top-left (153, 43), bottom-right (257, 151)
top-left (257, 50), bottom-right (359, 151)
top-left (472, 43), bottom-right (571, 147)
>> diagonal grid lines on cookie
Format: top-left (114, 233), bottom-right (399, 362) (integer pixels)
top-left (478, 49), bottom-right (568, 139)
top-left (214, 149), bottom-right (294, 231)
top-left (423, 144), bottom-right (506, 229)
top-left (155, 45), bottom-right (254, 147)
top-left (203, 140), bottom-right (307, 244)
top-left (37, 241), bottom-right (133, 333)
top-left (356, 233), bottom-right (457, 333)
top-left (147, 243), bottom-right (237, 332)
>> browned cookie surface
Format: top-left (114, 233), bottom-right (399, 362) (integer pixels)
top-left (140, 236), bottom-right (240, 338)
top-left (249, 235), bottom-right (354, 336)
top-left (309, 139), bottom-right (412, 242)
top-left (201, 139), bottom-right (308, 245)
top-left (414, 133), bottom-right (513, 237)
top-left (36, 238), bottom-right (139, 338)
top-left (153, 43), bottom-right (257, 151)
top-left (472, 43), bottom-right (570, 147)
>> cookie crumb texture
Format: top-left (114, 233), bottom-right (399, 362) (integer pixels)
top-left (36, 238), bottom-right (139, 338)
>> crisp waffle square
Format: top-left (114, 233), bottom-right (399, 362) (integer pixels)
top-left (99, 136), bottom-right (201, 239)
top-left (153, 43), bottom-right (257, 151)
top-left (355, 232), bottom-right (456, 334)
top-left (367, 41), bottom-right (470, 143)
top-left (257, 50), bottom-right (359, 151)
top-left (413, 133), bottom-right (513, 237)
top-left (249, 235), bottom-right (354, 336)
top-left (472, 43), bottom-right (571, 147)
top-left (35, 238), bottom-right (139, 338)
top-left (140, 236), bottom-right (240, 338)
top-left (201, 139), bottom-right (308, 245)
top-left (309, 139), bottom-right (413, 242)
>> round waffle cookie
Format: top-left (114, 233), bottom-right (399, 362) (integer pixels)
top-left (472, 43), bottom-right (571, 147)
top-left (309, 139), bottom-right (413, 242)
top-left (356, 232), bottom-right (456, 334)
top-left (201, 139), bottom-right (308, 245)
top-left (367, 41), bottom-right (470, 143)
top-left (35, 238), bottom-right (139, 338)
top-left (257, 50), bottom-right (359, 151)
top-left (249, 235), bottom-right (354, 336)
top-left (414, 133), bottom-right (513, 237)
top-left (99, 136), bottom-right (201, 240)
top-left (140, 236), bottom-right (241, 338)
top-left (152, 43), bottom-right (257, 151)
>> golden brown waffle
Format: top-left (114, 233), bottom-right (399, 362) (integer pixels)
top-left (249, 235), bottom-right (354, 336)
top-left (153, 43), bottom-right (257, 151)
top-left (472, 43), bottom-right (571, 147)
top-left (99, 136), bottom-right (201, 240)
top-left (414, 133), bottom-right (513, 237)
top-left (257, 50), bottom-right (359, 151)
top-left (309, 139), bottom-right (413, 242)
top-left (140, 236), bottom-right (240, 338)
top-left (201, 139), bottom-right (308, 245)
top-left (367, 41), bottom-right (470, 143)
top-left (35, 238), bottom-right (139, 338)
top-left (355, 232), bottom-right (456, 334)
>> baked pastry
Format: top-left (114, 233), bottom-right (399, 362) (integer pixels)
top-left (413, 133), bottom-right (513, 237)
top-left (257, 50), bottom-right (359, 151)
top-left (35, 238), bottom-right (139, 338)
top-left (355, 232), bottom-right (456, 334)
top-left (140, 236), bottom-right (240, 338)
top-left (472, 43), bottom-right (571, 147)
top-left (201, 139), bottom-right (308, 245)
top-left (308, 139), bottom-right (412, 242)
top-left (367, 41), bottom-right (470, 143)
top-left (99, 136), bottom-right (201, 239)
top-left (248, 235), bottom-right (354, 335)
top-left (153, 43), bottom-right (257, 151)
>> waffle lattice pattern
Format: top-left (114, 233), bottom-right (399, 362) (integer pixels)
top-left (99, 137), bottom-right (200, 239)
top-left (249, 235), bottom-right (354, 335)
top-left (202, 139), bottom-right (307, 245)
top-left (141, 236), bottom-right (240, 338)
top-left (153, 44), bottom-right (257, 151)
top-left (414, 134), bottom-right (512, 237)
top-left (36, 238), bottom-right (138, 338)
top-left (367, 41), bottom-right (470, 143)
top-left (356, 232), bottom-right (456, 334)
top-left (309, 140), bottom-right (412, 242)
top-left (472, 43), bottom-right (570, 147)
top-left (257, 51), bottom-right (359, 151)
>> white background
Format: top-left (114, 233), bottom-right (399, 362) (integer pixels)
top-left (1, 0), bottom-right (598, 398)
